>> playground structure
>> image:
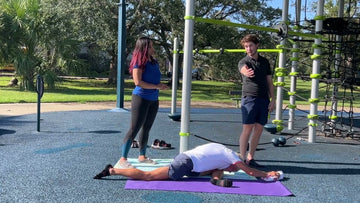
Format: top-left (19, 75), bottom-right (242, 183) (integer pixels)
top-left (313, 17), bottom-right (360, 137)
top-left (177, 0), bottom-right (360, 152)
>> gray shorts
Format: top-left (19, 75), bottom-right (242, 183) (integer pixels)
top-left (168, 153), bottom-right (200, 180)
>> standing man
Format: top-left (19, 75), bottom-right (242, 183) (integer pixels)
top-left (238, 34), bottom-right (275, 167)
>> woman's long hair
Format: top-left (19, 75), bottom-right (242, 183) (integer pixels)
top-left (129, 36), bottom-right (153, 74)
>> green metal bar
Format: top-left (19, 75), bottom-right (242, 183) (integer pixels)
top-left (194, 17), bottom-right (279, 33)
top-left (179, 49), bottom-right (281, 54)
top-left (192, 16), bottom-right (323, 39)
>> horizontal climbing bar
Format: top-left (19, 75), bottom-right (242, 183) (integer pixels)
top-left (189, 16), bottom-right (323, 39)
top-left (177, 49), bottom-right (281, 54)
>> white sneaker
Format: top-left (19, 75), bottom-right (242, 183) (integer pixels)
top-left (118, 160), bottom-right (135, 169)
top-left (138, 158), bottom-right (157, 165)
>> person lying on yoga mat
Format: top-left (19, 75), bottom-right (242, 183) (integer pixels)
top-left (94, 143), bottom-right (282, 187)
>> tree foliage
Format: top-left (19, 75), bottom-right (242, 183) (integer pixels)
top-left (311, 0), bottom-right (360, 18)
top-left (1, 0), bottom-right (285, 89)
top-left (122, 0), bottom-right (282, 81)
top-left (54, 0), bottom-right (282, 82)
top-left (0, 0), bottom-right (82, 90)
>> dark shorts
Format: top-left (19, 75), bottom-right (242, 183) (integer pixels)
top-left (168, 153), bottom-right (200, 180)
top-left (241, 96), bottom-right (269, 125)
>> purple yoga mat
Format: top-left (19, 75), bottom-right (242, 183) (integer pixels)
top-left (125, 178), bottom-right (293, 196)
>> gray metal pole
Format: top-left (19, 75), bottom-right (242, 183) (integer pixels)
top-left (288, 0), bottom-right (301, 130)
top-left (116, 0), bottom-right (126, 109)
top-left (36, 75), bottom-right (44, 132)
top-left (308, 0), bottom-right (324, 143)
top-left (171, 38), bottom-right (179, 115)
top-left (179, 0), bottom-right (194, 153)
top-left (275, 0), bottom-right (289, 131)
top-left (37, 93), bottom-right (41, 132)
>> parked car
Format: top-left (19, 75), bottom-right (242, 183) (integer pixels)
top-left (192, 68), bottom-right (204, 80)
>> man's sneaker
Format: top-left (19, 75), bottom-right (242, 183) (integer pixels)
top-left (93, 164), bottom-right (113, 179)
top-left (246, 159), bottom-right (264, 168)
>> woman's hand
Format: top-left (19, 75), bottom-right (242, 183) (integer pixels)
top-left (157, 83), bottom-right (169, 90)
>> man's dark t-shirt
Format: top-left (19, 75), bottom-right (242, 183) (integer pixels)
top-left (238, 55), bottom-right (272, 98)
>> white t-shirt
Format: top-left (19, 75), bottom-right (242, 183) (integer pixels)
top-left (183, 143), bottom-right (241, 172)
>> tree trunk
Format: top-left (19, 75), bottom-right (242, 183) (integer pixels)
top-left (107, 57), bottom-right (117, 85)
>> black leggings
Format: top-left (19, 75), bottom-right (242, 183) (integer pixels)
top-left (121, 94), bottom-right (159, 158)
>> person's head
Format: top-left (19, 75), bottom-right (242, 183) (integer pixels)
top-left (129, 36), bottom-right (155, 74)
top-left (241, 34), bottom-right (260, 58)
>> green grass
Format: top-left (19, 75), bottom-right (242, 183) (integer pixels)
top-left (0, 77), bottom-right (121, 103)
top-left (0, 76), bottom-right (359, 108)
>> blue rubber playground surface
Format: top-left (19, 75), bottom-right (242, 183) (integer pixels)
top-left (1, 106), bottom-right (360, 202)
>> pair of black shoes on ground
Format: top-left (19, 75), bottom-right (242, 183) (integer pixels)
top-left (151, 139), bottom-right (172, 149)
top-left (131, 139), bottom-right (172, 149)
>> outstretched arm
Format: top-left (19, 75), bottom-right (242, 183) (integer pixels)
top-left (236, 162), bottom-right (281, 180)
top-left (239, 65), bottom-right (255, 78)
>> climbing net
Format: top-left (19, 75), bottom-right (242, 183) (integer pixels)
top-left (319, 18), bottom-right (360, 138)
top-left (288, 17), bottom-right (360, 138)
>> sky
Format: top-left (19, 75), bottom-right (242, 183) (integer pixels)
top-left (267, 0), bottom-right (317, 21)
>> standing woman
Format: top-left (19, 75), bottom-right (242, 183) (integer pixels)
top-left (118, 36), bottom-right (169, 169)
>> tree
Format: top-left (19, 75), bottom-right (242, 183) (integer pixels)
top-left (0, 0), bottom-right (42, 90)
top-left (0, 9), bottom-right (18, 65)
top-left (1, 0), bottom-right (283, 87)
top-left (311, 0), bottom-right (360, 18)
top-left (63, 0), bottom-right (120, 84)
top-left (69, 0), bottom-right (281, 83)
top-left (123, 0), bottom-right (282, 81)
top-left (0, 0), bottom-right (82, 90)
